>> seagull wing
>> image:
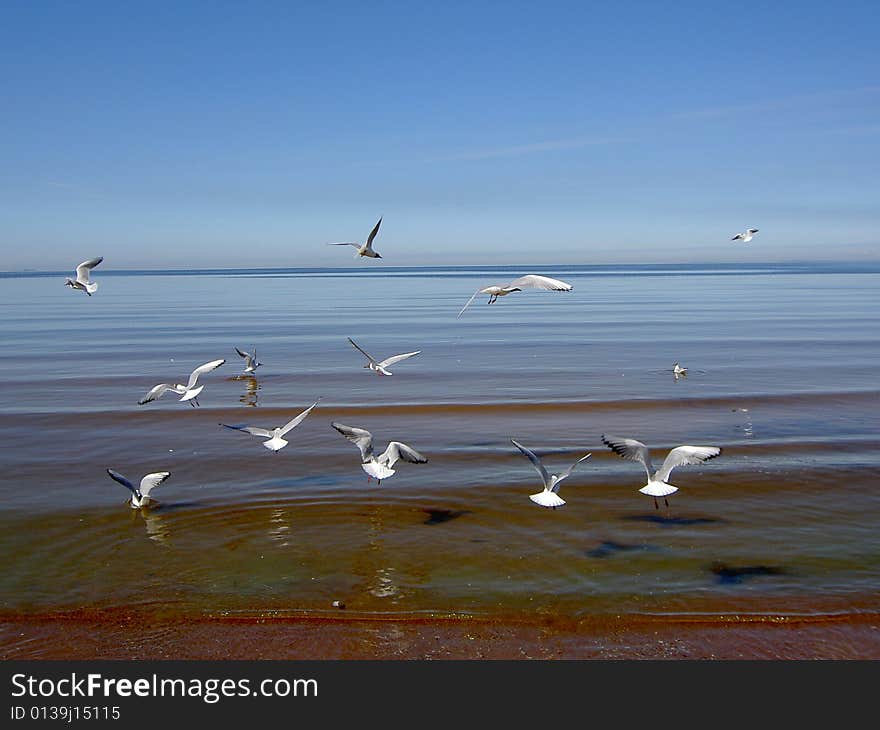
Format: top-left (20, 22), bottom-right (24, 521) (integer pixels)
top-left (553, 452), bottom-right (592, 490)
top-left (220, 423), bottom-right (274, 438)
top-left (327, 242), bottom-right (361, 247)
top-left (506, 274), bottom-right (573, 292)
top-left (378, 351), bottom-right (421, 369)
top-left (511, 439), bottom-right (550, 488)
top-left (235, 347), bottom-right (252, 360)
top-left (332, 422), bottom-right (374, 461)
top-left (457, 287), bottom-right (491, 318)
top-left (654, 446), bottom-right (722, 483)
top-left (381, 441), bottom-right (428, 468)
top-left (279, 399), bottom-right (320, 436)
top-left (107, 468), bottom-right (138, 495)
top-left (186, 359), bottom-right (225, 389)
top-left (366, 217), bottom-right (382, 248)
top-left (602, 435), bottom-right (654, 481)
top-left (139, 472), bottom-right (171, 498)
top-left (748, 228), bottom-right (759, 234)
top-left (731, 233), bottom-right (744, 241)
top-left (138, 384), bottom-right (175, 405)
top-left (75, 257), bottom-right (103, 282)
top-left (347, 337), bottom-right (379, 365)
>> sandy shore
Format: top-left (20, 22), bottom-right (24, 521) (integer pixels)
top-left (2, 610), bottom-right (878, 660)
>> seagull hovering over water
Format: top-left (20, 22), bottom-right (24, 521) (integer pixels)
top-left (138, 359), bottom-right (226, 407)
top-left (347, 337), bottom-right (420, 376)
top-left (457, 274), bottom-right (573, 317)
top-left (106, 468), bottom-right (171, 509)
top-left (511, 439), bottom-right (592, 509)
top-left (331, 422), bottom-right (428, 483)
top-left (601, 435), bottom-right (722, 509)
top-left (220, 399), bottom-right (320, 452)
top-left (235, 346), bottom-right (262, 374)
top-left (731, 228), bottom-right (759, 242)
top-left (65, 257), bottom-right (103, 296)
top-left (327, 217), bottom-right (384, 259)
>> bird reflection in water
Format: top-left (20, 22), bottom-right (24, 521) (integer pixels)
top-left (135, 508), bottom-right (171, 546)
top-left (236, 375), bottom-right (260, 407)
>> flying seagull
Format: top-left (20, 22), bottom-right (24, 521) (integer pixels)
top-left (220, 399), bottom-right (320, 452)
top-left (731, 228), bottom-right (759, 242)
top-left (601, 435), bottom-right (722, 509)
top-left (235, 346), bottom-right (262, 374)
top-left (106, 468), bottom-right (171, 509)
top-left (65, 257), bottom-right (103, 296)
top-left (327, 217), bottom-right (384, 259)
top-left (347, 337), bottom-right (420, 376)
top-left (138, 359), bottom-right (226, 407)
top-left (457, 274), bottom-right (573, 317)
top-left (511, 439), bottom-right (591, 509)
top-left (331, 422), bottom-right (428, 483)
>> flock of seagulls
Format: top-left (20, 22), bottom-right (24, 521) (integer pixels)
top-left (72, 218), bottom-right (743, 510)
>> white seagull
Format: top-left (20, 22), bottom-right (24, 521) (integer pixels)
top-left (511, 439), bottom-right (591, 509)
top-left (602, 435), bottom-right (722, 509)
top-left (331, 422), bottom-right (428, 483)
top-left (106, 468), bottom-right (171, 509)
top-left (457, 274), bottom-right (573, 317)
top-left (235, 346), bottom-right (262, 374)
top-left (65, 257), bottom-right (103, 296)
top-left (220, 399), bottom-right (320, 452)
top-left (327, 217), bottom-right (384, 259)
top-left (731, 228), bottom-right (759, 242)
top-left (347, 337), bottom-right (420, 376)
top-left (138, 359), bottom-right (226, 407)
top-left (673, 362), bottom-right (688, 379)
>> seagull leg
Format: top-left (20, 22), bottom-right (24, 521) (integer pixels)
top-left (654, 497), bottom-right (659, 510)
top-left (664, 498), bottom-right (669, 509)
top-left (367, 476), bottom-right (371, 483)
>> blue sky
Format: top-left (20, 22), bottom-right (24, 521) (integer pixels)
top-left (1, 1), bottom-right (878, 268)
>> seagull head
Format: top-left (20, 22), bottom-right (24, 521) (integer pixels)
top-left (64, 278), bottom-right (75, 287)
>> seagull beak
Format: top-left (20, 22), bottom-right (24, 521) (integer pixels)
top-left (376, 254), bottom-right (382, 258)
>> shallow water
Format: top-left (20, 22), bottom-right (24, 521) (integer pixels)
top-left (0, 263), bottom-right (878, 622)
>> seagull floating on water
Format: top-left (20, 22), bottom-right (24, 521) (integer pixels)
top-left (327, 217), bottom-right (384, 259)
top-left (347, 337), bottom-right (420, 376)
top-left (331, 422), bottom-right (428, 483)
top-left (457, 274), bottom-right (573, 317)
top-left (65, 257), bottom-right (103, 296)
top-left (106, 468), bottom-right (171, 509)
top-left (138, 359), bottom-right (226, 407)
top-left (601, 435), bottom-right (722, 509)
top-left (220, 399), bottom-right (320, 452)
top-left (673, 362), bottom-right (688, 379)
top-left (731, 228), bottom-right (759, 242)
top-left (235, 346), bottom-right (262, 374)
top-left (511, 439), bottom-right (591, 509)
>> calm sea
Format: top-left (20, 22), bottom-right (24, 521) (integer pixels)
top-left (1, 263), bottom-right (878, 628)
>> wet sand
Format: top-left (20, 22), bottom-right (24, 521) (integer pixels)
top-left (3, 611), bottom-right (878, 660)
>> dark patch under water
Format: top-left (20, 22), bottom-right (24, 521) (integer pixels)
top-left (586, 540), bottom-right (659, 559)
top-left (709, 562), bottom-right (788, 584)
top-left (422, 508), bottom-right (472, 525)
top-left (622, 514), bottom-right (726, 527)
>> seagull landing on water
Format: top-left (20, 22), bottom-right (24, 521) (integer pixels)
top-left (731, 228), bottom-right (759, 242)
top-left (65, 257), bottom-right (103, 296)
top-left (347, 337), bottom-right (420, 376)
top-left (601, 435), bottom-right (722, 509)
top-left (235, 346), bottom-right (262, 374)
top-left (327, 217), bottom-right (384, 259)
top-left (331, 422), bottom-right (428, 484)
top-left (673, 362), bottom-right (688, 380)
top-left (457, 274), bottom-right (573, 317)
top-left (511, 439), bottom-right (591, 509)
top-left (138, 359), bottom-right (225, 407)
top-left (106, 468), bottom-right (171, 509)
top-left (220, 399), bottom-right (320, 452)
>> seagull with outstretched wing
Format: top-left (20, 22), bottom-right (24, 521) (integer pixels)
top-left (65, 257), bottom-right (103, 296)
top-left (331, 422), bottom-right (428, 483)
top-left (138, 359), bottom-right (225, 407)
top-left (458, 274), bottom-right (572, 317)
top-left (347, 337), bottom-right (420, 376)
top-left (220, 399), bottom-right (320, 452)
top-left (106, 468), bottom-right (171, 509)
top-left (511, 439), bottom-right (591, 509)
top-left (327, 217), bottom-right (384, 259)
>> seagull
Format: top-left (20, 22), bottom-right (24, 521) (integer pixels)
top-left (601, 435), bottom-right (722, 509)
top-left (106, 468), bottom-right (171, 509)
top-left (731, 228), bottom-right (759, 242)
top-left (511, 439), bottom-right (591, 509)
top-left (65, 257), bottom-right (103, 296)
top-left (673, 362), bottom-right (688, 379)
top-left (235, 346), bottom-right (262, 374)
top-left (220, 399), bottom-right (320, 452)
top-left (457, 274), bottom-right (573, 317)
top-left (331, 422), bottom-right (428, 483)
top-left (138, 359), bottom-right (226, 407)
top-left (347, 337), bottom-right (420, 376)
top-left (327, 217), bottom-right (384, 259)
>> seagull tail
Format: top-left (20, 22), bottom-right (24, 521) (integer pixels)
top-left (529, 491), bottom-right (566, 508)
top-left (85, 281), bottom-right (98, 294)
